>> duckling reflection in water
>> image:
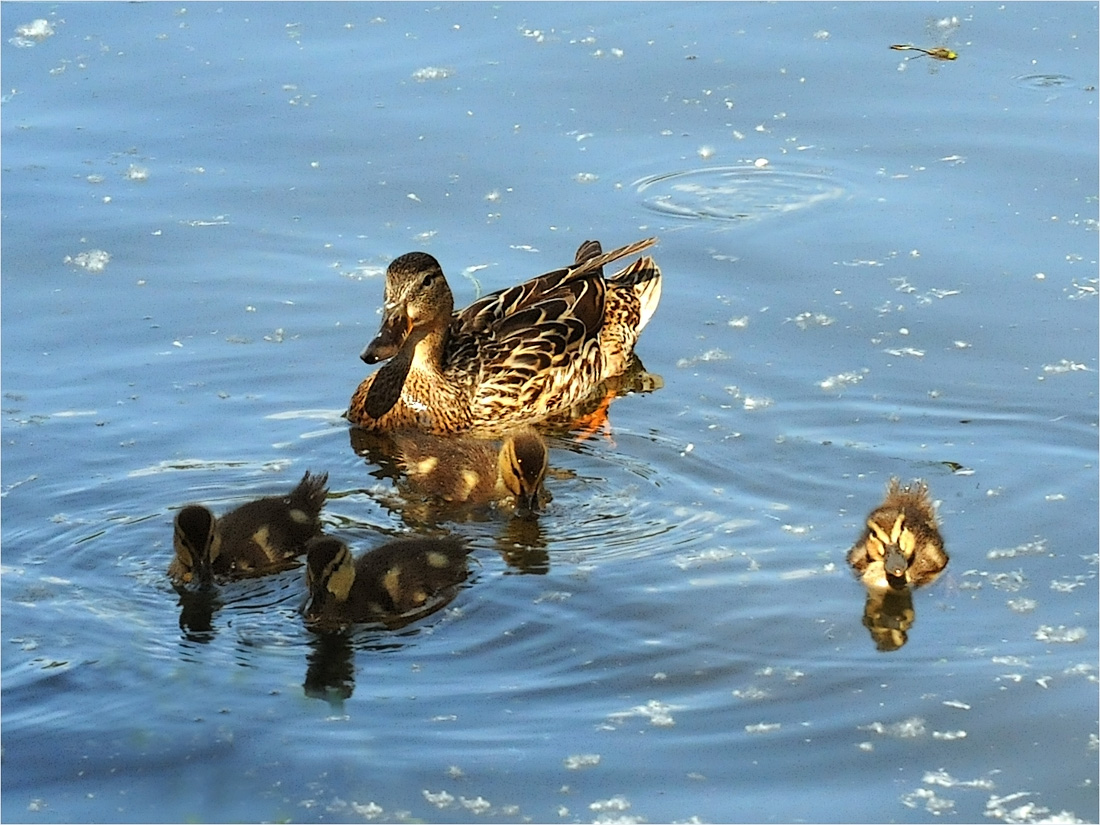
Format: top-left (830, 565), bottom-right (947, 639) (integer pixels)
top-left (847, 478), bottom-right (948, 590)
top-left (169, 471), bottom-right (329, 585)
top-left (860, 586), bottom-right (916, 652)
top-left (393, 428), bottom-right (549, 511)
top-left (303, 535), bottom-right (471, 628)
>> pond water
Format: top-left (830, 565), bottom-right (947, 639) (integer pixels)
top-left (2, 3), bottom-right (1097, 823)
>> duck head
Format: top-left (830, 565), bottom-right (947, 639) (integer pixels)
top-left (172, 505), bottom-right (220, 585)
top-left (361, 252), bottom-right (454, 364)
top-left (499, 431), bottom-right (549, 512)
top-left (304, 536), bottom-right (356, 618)
top-left (865, 513), bottom-right (915, 590)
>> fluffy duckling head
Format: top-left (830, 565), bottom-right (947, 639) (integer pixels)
top-left (304, 536), bottom-right (357, 614)
top-left (361, 252), bottom-right (454, 365)
top-left (850, 478), bottom-right (948, 590)
top-left (171, 505), bottom-right (220, 585)
top-left (498, 431), bottom-right (549, 511)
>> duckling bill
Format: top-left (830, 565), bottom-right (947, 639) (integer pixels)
top-left (847, 478), bottom-right (948, 590)
top-left (304, 535), bottom-right (471, 627)
top-left (169, 470), bottom-right (329, 585)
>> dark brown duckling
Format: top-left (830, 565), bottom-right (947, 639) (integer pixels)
top-left (169, 470), bottom-right (329, 585)
top-left (394, 428), bottom-right (548, 511)
top-left (303, 535), bottom-right (471, 627)
top-left (847, 477), bottom-right (948, 590)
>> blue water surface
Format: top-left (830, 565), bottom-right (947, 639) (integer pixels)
top-left (2, 3), bottom-right (1097, 823)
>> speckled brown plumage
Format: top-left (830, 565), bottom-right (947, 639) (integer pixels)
top-left (346, 238), bottom-right (662, 433)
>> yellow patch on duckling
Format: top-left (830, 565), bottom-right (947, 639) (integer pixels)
top-left (458, 470), bottom-right (480, 498)
top-left (413, 456), bottom-right (439, 475)
top-left (383, 565), bottom-right (404, 604)
top-left (326, 550), bottom-right (356, 601)
top-left (426, 551), bottom-right (454, 569)
top-left (899, 525), bottom-right (916, 557)
top-left (251, 525), bottom-right (273, 558)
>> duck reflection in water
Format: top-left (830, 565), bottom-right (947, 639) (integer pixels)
top-left (303, 630), bottom-right (356, 706)
top-left (176, 586), bottom-right (221, 640)
top-left (860, 586), bottom-right (916, 652)
top-left (847, 478), bottom-right (949, 650)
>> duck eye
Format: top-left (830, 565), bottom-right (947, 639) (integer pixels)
top-left (421, 272), bottom-right (437, 288)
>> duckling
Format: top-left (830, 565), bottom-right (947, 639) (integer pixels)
top-left (847, 477), bottom-right (948, 590)
top-left (303, 535), bottom-right (471, 627)
top-left (169, 470), bottom-right (329, 585)
top-left (393, 428), bottom-right (549, 511)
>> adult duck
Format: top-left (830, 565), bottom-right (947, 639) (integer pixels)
top-left (346, 238), bottom-right (662, 433)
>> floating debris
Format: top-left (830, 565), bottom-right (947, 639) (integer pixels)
top-left (860, 716), bottom-right (927, 738)
top-left (1042, 359), bottom-right (1089, 374)
top-left (10, 18), bottom-right (54, 47)
top-left (820, 370), bottom-right (866, 391)
top-left (563, 753), bottom-right (601, 770)
top-left (1034, 625), bottom-right (1087, 644)
top-left (988, 539), bottom-right (1049, 560)
top-left (791, 311), bottom-right (835, 329)
top-left (900, 787), bottom-right (956, 815)
top-left (745, 722), bottom-right (781, 734)
top-left (605, 699), bottom-right (679, 728)
top-left (891, 44), bottom-right (957, 60)
top-left (678, 348), bottom-right (730, 368)
top-left (64, 249), bottom-right (111, 273)
top-left (411, 66), bottom-right (452, 81)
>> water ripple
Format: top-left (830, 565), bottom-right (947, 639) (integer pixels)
top-left (634, 166), bottom-right (848, 223)
top-left (1012, 73), bottom-right (1075, 91)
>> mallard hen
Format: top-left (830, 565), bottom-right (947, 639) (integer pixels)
top-left (346, 238), bottom-right (662, 433)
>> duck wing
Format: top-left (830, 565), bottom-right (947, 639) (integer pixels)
top-left (454, 237), bottom-right (657, 334)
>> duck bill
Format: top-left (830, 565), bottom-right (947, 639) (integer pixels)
top-left (361, 308), bottom-right (411, 364)
top-left (194, 556), bottom-right (215, 587)
top-left (883, 545), bottom-right (909, 589)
